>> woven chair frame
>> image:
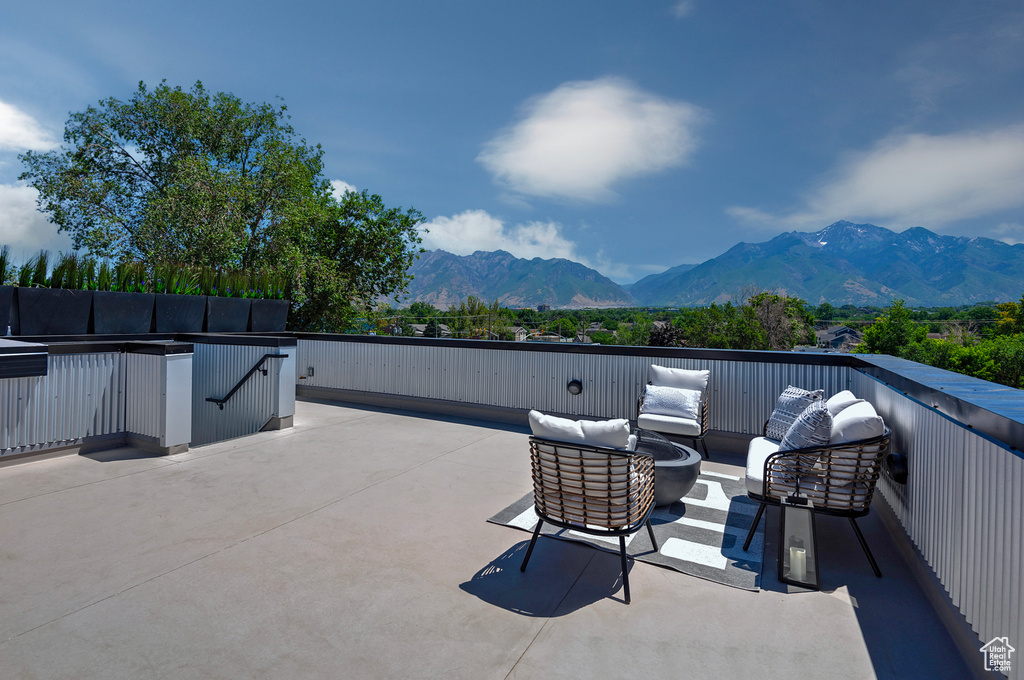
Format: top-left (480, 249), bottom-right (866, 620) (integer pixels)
top-left (755, 429), bottom-right (890, 516)
top-left (636, 383), bottom-right (711, 457)
top-left (529, 437), bottom-right (656, 534)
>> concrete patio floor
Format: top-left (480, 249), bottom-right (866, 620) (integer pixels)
top-left (0, 399), bottom-right (971, 679)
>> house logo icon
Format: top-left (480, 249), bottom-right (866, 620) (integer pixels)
top-left (980, 636), bottom-right (1015, 673)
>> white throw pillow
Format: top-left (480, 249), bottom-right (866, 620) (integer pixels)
top-left (829, 401), bottom-right (885, 444)
top-left (640, 384), bottom-right (701, 421)
top-left (580, 418), bottom-right (632, 449)
top-left (528, 410), bottom-right (584, 443)
top-left (826, 390), bottom-right (865, 416)
top-left (529, 410), bottom-right (633, 450)
top-left (648, 365), bottom-right (710, 392)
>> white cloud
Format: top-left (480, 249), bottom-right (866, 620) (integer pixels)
top-left (0, 100), bottom-right (56, 152)
top-left (671, 1), bottom-right (696, 19)
top-left (419, 209), bottom-right (661, 283)
top-left (0, 184), bottom-right (73, 253)
top-left (330, 179), bottom-right (357, 200)
top-left (729, 125), bottom-right (1024, 229)
top-left (420, 210), bottom-right (580, 261)
top-left (993, 222), bottom-right (1024, 245)
top-left (478, 77), bottom-right (704, 202)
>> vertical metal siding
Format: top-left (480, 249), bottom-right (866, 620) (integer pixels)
top-left (852, 370), bottom-right (1022, 671)
top-left (297, 339), bottom-right (847, 434)
top-left (190, 343), bottom-right (283, 446)
top-left (125, 353), bottom-right (165, 440)
top-left (0, 352), bottom-right (125, 454)
top-left (298, 336), bottom-right (1021, 667)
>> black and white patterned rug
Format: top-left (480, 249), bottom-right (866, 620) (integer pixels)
top-left (488, 470), bottom-right (765, 591)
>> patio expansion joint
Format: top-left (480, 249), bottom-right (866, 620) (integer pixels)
top-left (0, 459), bottom-right (179, 508)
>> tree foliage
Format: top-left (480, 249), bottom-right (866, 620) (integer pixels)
top-left (19, 81), bottom-right (424, 331)
top-left (289, 190), bottom-right (423, 331)
top-left (20, 81), bottom-right (323, 269)
top-left (855, 299), bottom-right (927, 355)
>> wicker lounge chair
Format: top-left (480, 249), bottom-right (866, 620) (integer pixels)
top-left (742, 425), bottom-right (891, 577)
top-left (520, 435), bottom-right (658, 604)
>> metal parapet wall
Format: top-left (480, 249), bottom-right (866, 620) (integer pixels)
top-left (294, 334), bottom-right (1022, 679)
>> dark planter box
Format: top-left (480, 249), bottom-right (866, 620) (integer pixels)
top-left (154, 294), bottom-right (207, 333)
top-left (0, 286), bottom-right (13, 334)
top-left (249, 299), bottom-right (289, 332)
top-left (91, 291), bottom-right (155, 335)
top-left (205, 297), bottom-right (251, 333)
top-left (12, 287), bottom-right (94, 336)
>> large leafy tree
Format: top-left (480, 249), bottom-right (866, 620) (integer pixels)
top-left (19, 81), bottom-right (424, 331)
top-left (19, 80), bottom-right (325, 270)
top-left (289, 190), bottom-right (423, 332)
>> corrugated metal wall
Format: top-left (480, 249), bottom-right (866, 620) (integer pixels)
top-left (853, 370), bottom-right (1022, 670)
top-left (0, 352), bottom-right (125, 455)
top-left (297, 339), bottom-right (848, 435)
top-left (190, 343), bottom-right (286, 446)
top-left (299, 336), bottom-right (1021, 669)
top-left (125, 353), bottom-right (164, 441)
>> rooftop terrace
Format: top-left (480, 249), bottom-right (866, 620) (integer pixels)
top-left (0, 399), bottom-right (973, 679)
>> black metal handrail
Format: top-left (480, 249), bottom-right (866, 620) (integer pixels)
top-left (206, 353), bottom-right (288, 410)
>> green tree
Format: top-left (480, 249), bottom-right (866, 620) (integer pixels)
top-left (287, 190), bottom-right (423, 332)
top-left (855, 299), bottom-right (927, 355)
top-left (995, 294), bottom-right (1024, 335)
top-left (19, 81), bottom-right (324, 269)
top-left (20, 81), bottom-right (424, 332)
top-left (748, 292), bottom-right (815, 350)
top-left (676, 303), bottom-right (767, 350)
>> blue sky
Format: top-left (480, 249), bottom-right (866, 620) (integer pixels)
top-left (1, 0), bottom-right (1023, 283)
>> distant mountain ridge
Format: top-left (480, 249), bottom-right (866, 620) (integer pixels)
top-left (403, 250), bottom-right (633, 308)
top-left (403, 223), bottom-right (1024, 309)
top-left (628, 221), bottom-right (1024, 307)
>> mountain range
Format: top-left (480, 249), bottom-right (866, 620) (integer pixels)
top-left (405, 249), bottom-right (633, 309)
top-left (402, 222), bottom-right (1024, 308)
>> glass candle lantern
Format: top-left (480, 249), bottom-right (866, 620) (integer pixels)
top-left (778, 494), bottom-right (820, 589)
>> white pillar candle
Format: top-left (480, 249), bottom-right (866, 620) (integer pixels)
top-left (790, 546), bottom-right (807, 582)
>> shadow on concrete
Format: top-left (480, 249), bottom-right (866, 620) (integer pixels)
top-left (460, 540), bottom-right (628, 615)
top-left (80, 447), bottom-right (166, 463)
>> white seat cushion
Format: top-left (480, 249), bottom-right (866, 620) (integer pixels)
top-left (649, 365), bottom-right (710, 392)
top-left (637, 412), bottom-right (701, 436)
top-left (745, 436), bottom-right (782, 495)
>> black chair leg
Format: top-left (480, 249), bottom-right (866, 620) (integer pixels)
top-left (646, 519), bottom-right (659, 552)
top-left (520, 519), bottom-right (544, 572)
top-left (698, 438), bottom-right (710, 459)
top-left (743, 502), bottom-right (766, 551)
top-left (849, 518), bottom-right (882, 578)
top-left (619, 535), bottom-right (631, 604)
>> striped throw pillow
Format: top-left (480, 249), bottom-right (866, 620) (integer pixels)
top-left (765, 386), bottom-right (824, 441)
top-left (779, 400), bottom-right (833, 451)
